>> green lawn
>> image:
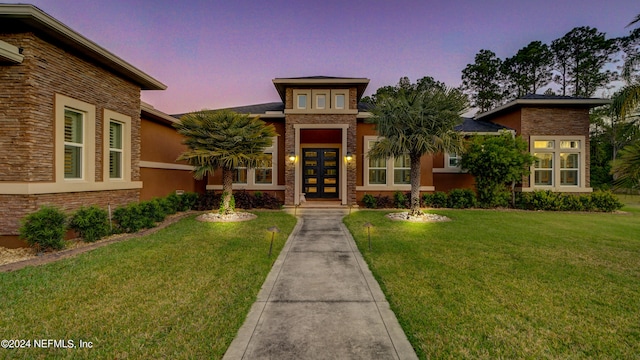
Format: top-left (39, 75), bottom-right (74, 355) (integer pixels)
top-left (0, 211), bottom-right (296, 359)
top-left (344, 208), bottom-right (640, 359)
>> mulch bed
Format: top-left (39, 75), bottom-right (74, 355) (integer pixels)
top-left (0, 211), bottom-right (197, 273)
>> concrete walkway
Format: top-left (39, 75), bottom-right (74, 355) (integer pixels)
top-left (223, 208), bottom-right (418, 360)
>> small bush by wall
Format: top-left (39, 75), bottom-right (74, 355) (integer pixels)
top-left (195, 191), bottom-right (282, 211)
top-left (19, 206), bottom-right (67, 251)
top-left (69, 206), bottom-right (110, 243)
top-left (447, 189), bottom-right (477, 209)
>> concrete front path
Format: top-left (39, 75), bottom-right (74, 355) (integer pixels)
top-left (223, 208), bottom-right (418, 360)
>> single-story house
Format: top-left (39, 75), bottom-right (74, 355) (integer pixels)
top-left (197, 77), bottom-right (610, 206)
top-left (0, 4), bottom-right (610, 243)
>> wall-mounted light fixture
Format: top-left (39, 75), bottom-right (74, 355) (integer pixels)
top-left (287, 152), bottom-right (296, 166)
top-left (345, 152), bottom-right (353, 162)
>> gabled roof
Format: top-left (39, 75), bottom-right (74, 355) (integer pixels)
top-left (272, 76), bottom-right (369, 102)
top-left (455, 118), bottom-right (513, 133)
top-left (0, 4), bottom-right (166, 90)
top-left (475, 94), bottom-right (611, 120)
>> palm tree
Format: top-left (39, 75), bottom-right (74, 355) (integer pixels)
top-left (174, 110), bottom-right (276, 214)
top-left (611, 142), bottom-right (640, 191)
top-left (367, 77), bottom-right (468, 216)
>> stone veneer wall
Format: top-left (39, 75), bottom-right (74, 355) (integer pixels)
top-left (284, 114), bottom-right (357, 205)
top-left (0, 32), bottom-right (142, 235)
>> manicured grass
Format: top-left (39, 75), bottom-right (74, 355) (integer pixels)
top-left (344, 209), bottom-right (640, 359)
top-left (0, 211), bottom-right (296, 359)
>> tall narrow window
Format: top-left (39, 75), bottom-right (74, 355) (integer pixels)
top-left (255, 154), bottom-right (273, 184)
top-left (560, 153), bottom-right (579, 186)
top-left (335, 94), bottom-right (345, 109)
top-left (109, 121), bottom-right (123, 179)
top-left (64, 109), bottom-right (83, 179)
top-left (316, 94), bottom-right (326, 109)
top-left (534, 153), bottom-right (553, 186)
top-left (368, 140), bottom-right (386, 184)
top-left (297, 94), bottom-right (307, 109)
top-left (394, 155), bottom-right (411, 184)
top-left (233, 167), bottom-right (247, 184)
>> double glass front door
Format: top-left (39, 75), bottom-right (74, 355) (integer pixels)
top-left (303, 148), bottom-right (339, 199)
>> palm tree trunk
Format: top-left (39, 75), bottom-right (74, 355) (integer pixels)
top-left (409, 153), bottom-right (422, 216)
top-left (221, 167), bottom-right (234, 214)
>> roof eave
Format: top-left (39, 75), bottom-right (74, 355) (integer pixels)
top-left (141, 102), bottom-right (179, 125)
top-left (0, 4), bottom-right (166, 90)
top-left (475, 98), bottom-right (612, 120)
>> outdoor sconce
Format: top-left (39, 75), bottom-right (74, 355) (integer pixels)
top-left (345, 152), bottom-right (353, 162)
top-left (363, 222), bottom-right (373, 251)
top-left (267, 226), bottom-right (280, 257)
top-left (287, 152), bottom-right (296, 164)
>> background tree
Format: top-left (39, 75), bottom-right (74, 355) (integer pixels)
top-left (367, 76), bottom-right (468, 216)
top-left (611, 142), bottom-right (640, 191)
top-left (460, 132), bottom-right (535, 208)
top-left (551, 26), bottom-right (617, 97)
top-left (461, 49), bottom-right (504, 113)
top-left (174, 110), bottom-right (276, 214)
top-left (501, 41), bottom-right (553, 99)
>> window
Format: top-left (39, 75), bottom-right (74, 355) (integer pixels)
top-left (534, 153), bottom-right (553, 186)
top-left (255, 154), bottom-right (273, 184)
top-left (297, 94), bottom-right (307, 109)
top-left (364, 136), bottom-right (415, 187)
top-left (316, 94), bottom-right (326, 109)
top-left (367, 140), bottom-right (386, 184)
top-left (531, 137), bottom-right (584, 189)
top-left (447, 153), bottom-right (461, 168)
top-left (103, 109), bottom-right (131, 183)
top-left (233, 167), bottom-right (247, 184)
top-left (109, 121), bottom-right (123, 179)
top-left (64, 109), bottom-right (84, 179)
top-left (394, 155), bottom-right (410, 184)
top-left (335, 94), bottom-right (345, 109)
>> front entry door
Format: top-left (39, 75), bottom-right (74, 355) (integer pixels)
top-left (303, 148), bottom-right (339, 199)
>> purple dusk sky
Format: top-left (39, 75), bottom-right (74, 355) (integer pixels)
top-left (5, 0), bottom-right (638, 115)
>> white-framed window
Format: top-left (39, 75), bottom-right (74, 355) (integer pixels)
top-left (394, 155), bottom-right (411, 184)
top-left (446, 153), bottom-right (461, 168)
top-left (255, 153), bottom-right (273, 184)
top-left (367, 139), bottom-right (387, 184)
top-left (232, 137), bottom-right (277, 187)
top-left (297, 94), bottom-right (307, 109)
top-left (531, 136), bottom-right (584, 189)
top-left (55, 94), bottom-right (96, 184)
top-left (364, 136), bottom-right (413, 187)
top-left (64, 108), bottom-right (84, 179)
top-left (109, 121), bottom-right (123, 179)
top-left (103, 109), bottom-right (132, 183)
top-left (331, 89), bottom-right (348, 110)
top-left (316, 94), bottom-right (326, 109)
top-left (233, 166), bottom-right (248, 184)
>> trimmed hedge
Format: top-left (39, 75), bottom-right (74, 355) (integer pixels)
top-left (516, 190), bottom-right (623, 212)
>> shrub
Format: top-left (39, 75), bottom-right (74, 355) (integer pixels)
top-left (141, 199), bottom-right (166, 223)
top-left (195, 191), bottom-right (221, 211)
top-left (448, 189), bottom-right (477, 209)
top-left (362, 194), bottom-right (377, 209)
top-left (394, 191), bottom-right (408, 209)
top-left (590, 191), bottom-right (624, 212)
top-left (69, 206), bottom-right (110, 243)
top-left (178, 192), bottom-right (199, 211)
top-left (516, 190), bottom-right (623, 212)
top-left (19, 206), bottom-right (67, 251)
top-left (164, 193), bottom-right (180, 215)
top-left (431, 192), bottom-right (448, 208)
top-left (112, 203), bottom-right (148, 233)
top-left (376, 195), bottom-right (393, 209)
